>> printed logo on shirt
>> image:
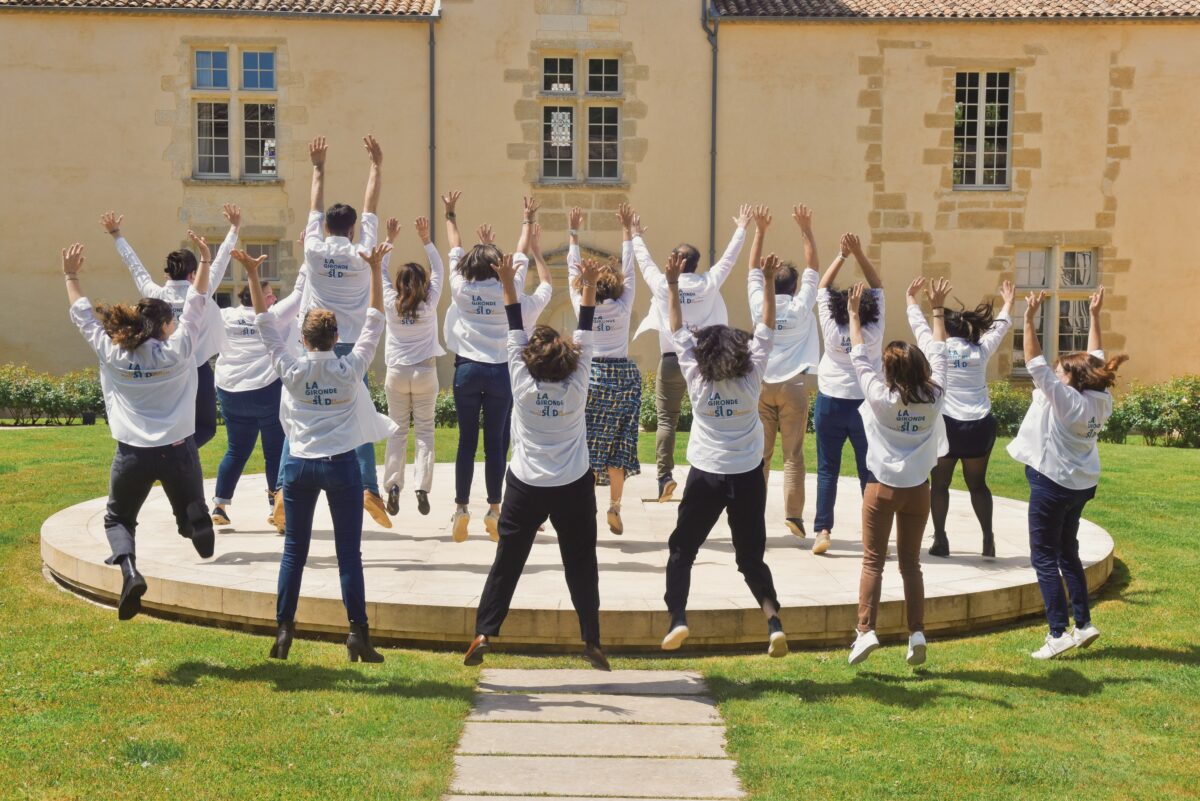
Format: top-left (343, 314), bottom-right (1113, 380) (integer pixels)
top-left (170, 302), bottom-right (185, 321)
top-left (323, 257), bottom-right (348, 279)
top-left (469, 295), bottom-right (496, 316)
top-left (304, 381), bottom-right (345, 407)
top-left (1085, 416), bottom-right (1102, 439)
top-left (897, 409), bottom-right (927, 433)
top-left (595, 315), bottom-right (615, 333)
top-left (535, 392), bottom-right (565, 417)
top-left (123, 362), bottom-right (162, 380)
top-left (678, 288), bottom-right (698, 305)
top-left (840, 335), bottom-right (852, 354)
top-left (949, 346), bottom-right (977, 369)
top-left (707, 391), bottom-right (743, 418)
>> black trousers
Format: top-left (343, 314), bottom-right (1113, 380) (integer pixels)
top-left (665, 462), bottom-right (780, 617)
top-left (475, 469), bottom-right (600, 645)
top-left (103, 437), bottom-right (212, 564)
top-left (194, 360), bottom-right (217, 448)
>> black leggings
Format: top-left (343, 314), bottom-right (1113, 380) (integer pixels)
top-left (930, 452), bottom-right (993, 538)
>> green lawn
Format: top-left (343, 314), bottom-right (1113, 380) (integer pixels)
top-left (0, 424), bottom-right (1197, 800)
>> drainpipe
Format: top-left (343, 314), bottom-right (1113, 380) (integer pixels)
top-left (428, 17), bottom-right (437, 245)
top-left (701, 0), bottom-right (718, 266)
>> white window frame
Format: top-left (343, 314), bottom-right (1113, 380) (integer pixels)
top-left (240, 49), bottom-right (276, 91)
top-left (1012, 246), bottom-right (1099, 375)
top-left (538, 51), bottom-right (623, 184)
top-left (190, 45), bottom-right (279, 182)
top-left (953, 70), bottom-right (1012, 191)
top-left (194, 99), bottom-right (231, 178)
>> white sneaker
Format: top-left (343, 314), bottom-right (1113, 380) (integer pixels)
top-left (661, 624), bottom-right (690, 651)
top-left (484, 509), bottom-right (500, 542)
top-left (768, 630), bottom-right (789, 659)
top-left (906, 631), bottom-right (927, 666)
top-left (848, 630), bottom-right (880, 665)
top-left (451, 508), bottom-right (470, 543)
top-left (1031, 632), bottom-right (1076, 660)
top-left (1072, 624), bottom-right (1101, 649)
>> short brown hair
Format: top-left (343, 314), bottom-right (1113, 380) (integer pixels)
top-left (693, 324), bottom-right (753, 382)
top-left (882, 340), bottom-right (940, 405)
top-left (1056, 351), bottom-right (1129, 392)
top-left (458, 244), bottom-right (503, 283)
top-left (570, 260), bottom-right (625, 303)
top-left (522, 325), bottom-right (581, 383)
top-left (302, 309), bottom-right (338, 351)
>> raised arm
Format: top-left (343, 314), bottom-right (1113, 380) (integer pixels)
top-left (748, 205), bottom-right (770, 269)
top-left (528, 222), bottom-right (552, 293)
top-left (567, 207), bottom-right (584, 303)
top-left (186, 230), bottom-right (213, 295)
top-left (62, 243), bottom-right (86, 307)
top-left (414, 216), bottom-right (444, 305)
top-left (978, 280), bottom-right (1016, 359)
top-left (847, 232), bottom-right (882, 289)
top-left (102, 212), bottom-right (160, 297)
top-left (1023, 290), bottom-right (1046, 365)
top-left (618, 205), bottom-right (637, 304)
top-left (515, 196), bottom-right (539, 256)
top-left (847, 282), bottom-right (867, 348)
top-left (362, 135), bottom-right (382, 216)
top-left (926, 277), bottom-right (951, 344)
top-left (236, 249), bottom-right (271, 314)
top-left (442, 190), bottom-right (462, 251)
top-left (379, 217), bottom-right (402, 303)
top-left (793, 203), bottom-right (820, 271)
top-left (207, 203), bottom-right (242, 295)
top-left (309, 136), bottom-right (326, 214)
top-left (358, 243), bottom-right (389, 315)
top-left (707, 204), bottom-right (752, 289)
top-left (759, 254), bottom-right (780, 332)
top-left (665, 250), bottom-right (684, 333)
top-left (495, 253), bottom-right (520, 310)
top-left (1088, 285), bottom-right (1105, 353)
top-left (818, 234), bottom-right (853, 290)
top-left (905, 277), bottom-right (934, 350)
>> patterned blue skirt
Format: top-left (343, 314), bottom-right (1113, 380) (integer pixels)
top-left (586, 358), bottom-right (642, 485)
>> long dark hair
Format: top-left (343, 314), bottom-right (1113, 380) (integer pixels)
top-left (96, 298), bottom-right (175, 349)
top-left (693, 324), bottom-right (753, 381)
top-left (945, 299), bottom-right (996, 345)
top-left (393, 262), bottom-right (431, 321)
top-left (458, 244), bottom-right (503, 282)
top-left (827, 287), bottom-right (880, 326)
top-left (523, 325), bottom-right (581, 382)
top-left (882, 341), bottom-right (941, 405)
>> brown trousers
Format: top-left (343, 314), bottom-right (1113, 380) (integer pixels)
top-left (759, 373), bottom-right (813, 520)
top-left (858, 481), bottom-right (929, 634)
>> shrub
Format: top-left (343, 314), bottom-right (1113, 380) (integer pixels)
top-left (988, 380), bottom-right (1032, 437)
top-left (1116, 375), bottom-right (1200, 447)
top-left (639, 370), bottom-right (692, 433)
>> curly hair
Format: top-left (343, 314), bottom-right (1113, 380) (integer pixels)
top-left (165, 249), bottom-right (198, 281)
top-left (393, 262), bottom-right (431, 322)
top-left (826, 286), bottom-right (881, 327)
top-left (1056, 351), bottom-right (1129, 392)
top-left (96, 298), bottom-right (175, 350)
top-left (570, 261), bottom-right (625, 303)
top-left (944, 299), bottom-right (997, 345)
top-left (458, 244), bottom-right (503, 283)
top-left (301, 309), bottom-right (339, 352)
top-left (522, 325), bottom-right (581, 383)
top-left (693, 324), bottom-right (753, 382)
top-left (882, 341), bottom-right (941, 405)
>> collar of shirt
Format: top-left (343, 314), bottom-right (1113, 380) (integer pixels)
top-left (326, 236), bottom-right (351, 245)
top-left (308, 351), bottom-right (336, 361)
top-left (167, 279), bottom-right (191, 289)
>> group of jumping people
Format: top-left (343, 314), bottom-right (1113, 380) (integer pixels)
top-left (61, 135), bottom-right (1126, 669)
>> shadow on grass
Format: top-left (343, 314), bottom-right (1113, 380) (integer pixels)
top-left (1071, 645), bottom-right (1199, 667)
top-left (155, 660), bottom-right (476, 702)
top-left (1094, 558), bottom-right (1162, 607)
top-left (706, 666), bottom-right (1149, 711)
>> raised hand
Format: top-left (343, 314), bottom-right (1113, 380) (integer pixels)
top-left (363, 134), bottom-right (383, 166)
top-left (761, 253), bottom-right (781, 278)
top-left (1025, 290), bottom-right (1047, 319)
top-left (569, 206), bottom-right (584, 231)
top-left (476, 224), bottom-right (496, 246)
top-left (492, 253), bottom-right (517, 284)
top-left (631, 213), bottom-right (646, 238)
top-left (309, 136), bottom-right (327, 167)
top-left (231, 249), bottom-right (268, 276)
top-left (358, 243), bottom-right (392, 271)
top-left (187, 229), bottom-right (211, 263)
top-left (523, 196), bottom-right (540, 222)
top-left (734, 203), bottom-right (753, 229)
top-left (1000, 279), bottom-right (1016, 306)
top-left (1089, 285), bottom-right (1105, 315)
top-left (665, 250), bottom-right (684, 284)
top-left (222, 203), bottom-right (242, 229)
top-left (841, 232), bottom-right (861, 258)
top-left (616, 203), bottom-right (635, 231)
top-left (414, 216), bottom-right (431, 244)
top-left (792, 204), bottom-right (813, 232)
top-left (847, 282), bottom-right (865, 316)
top-left (441, 190), bottom-right (462, 213)
top-left (926, 276), bottom-right (953, 307)
top-left (906, 276), bottom-right (927, 306)
top-left (839, 233), bottom-right (853, 258)
top-left (100, 211), bottom-right (123, 236)
top-left (62, 243), bottom-right (85, 276)
top-left (581, 257), bottom-right (603, 286)
top-left (753, 205), bottom-right (772, 231)
top-left (386, 217), bottom-right (402, 244)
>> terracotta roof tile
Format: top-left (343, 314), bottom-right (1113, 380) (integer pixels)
top-left (712, 0), bottom-right (1200, 18)
top-left (0, 0), bottom-right (438, 16)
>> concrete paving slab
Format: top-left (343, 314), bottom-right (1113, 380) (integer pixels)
top-left (478, 668), bottom-right (708, 695)
top-left (451, 755), bottom-right (743, 798)
top-left (457, 722), bottom-right (728, 757)
top-left (467, 692), bottom-right (721, 724)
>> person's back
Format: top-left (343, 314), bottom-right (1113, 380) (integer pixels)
top-left (303, 206), bottom-right (377, 344)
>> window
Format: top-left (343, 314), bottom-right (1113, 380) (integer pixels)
top-left (543, 57), bottom-right (574, 94)
top-left (543, 106), bottom-right (575, 180)
top-left (243, 103), bottom-right (277, 177)
top-left (587, 106), bottom-right (620, 180)
top-left (954, 71), bottom-right (1011, 189)
top-left (194, 50), bottom-right (228, 89)
top-left (242, 51), bottom-right (275, 90)
top-left (245, 242), bottom-right (280, 281)
top-left (1012, 247), bottom-right (1099, 372)
top-left (587, 58), bottom-right (619, 94)
top-left (196, 102), bottom-right (230, 176)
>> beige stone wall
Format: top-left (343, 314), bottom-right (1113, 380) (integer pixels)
top-left (2, 4), bottom-right (1199, 387)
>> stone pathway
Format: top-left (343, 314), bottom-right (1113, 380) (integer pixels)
top-left (444, 669), bottom-right (745, 800)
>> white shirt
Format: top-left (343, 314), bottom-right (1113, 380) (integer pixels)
top-left (381, 243), bottom-right (447, 366)
top-left (115, 227), bottom-right (236, 366)
top-left (907, 304), bottom-right (1011, 421)
top-left (566, 241), bottom-right (636, 359)
top-left (506, 327), bottom-right (593, 486)
top-left (216, 268), bottom-right (309, 392)
top-left (70, 290), bottom-right (205, 447)
top-left (675, 323), bottom-right (773, 475)
top-left (301, 210), bottom-right (379, 344)
top-left (258, 307), bottom-right (397, 459)
top-left (817, 287), bottom-right (885, 400)
top-left (1007, 351), bottom-right (1112, 490)
top-left (749, 267), bottom-right (820, 383)
top-left (632, 228), bottom-right (745, 354)
top-left (851, 341), bottom-right (949, 488)
top-left (443, 249), bottom-right (552, 363)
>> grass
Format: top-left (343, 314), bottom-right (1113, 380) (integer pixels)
top-left (1, 424), bottom-right (1197, 800)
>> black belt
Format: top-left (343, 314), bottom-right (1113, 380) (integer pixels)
top-left (593, 357), bottom-right (630, 364)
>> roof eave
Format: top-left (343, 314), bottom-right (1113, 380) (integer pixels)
top-left (0, 2), bottom-right (441, 21)
top-left (712, 12), bottom-right (1200, 22)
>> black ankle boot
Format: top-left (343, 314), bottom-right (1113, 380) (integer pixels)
top-left (346, 623), bottom-right (385, 663)
top-left (269, 621), bottom-right (294, 660)
top-left (981, 531), bottom-right (995, 558)
top-left (117, 556), bottom-right (147, 621)
top-left (928, 531), bottom-right (950, 558)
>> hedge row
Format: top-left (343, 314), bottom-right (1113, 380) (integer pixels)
top-left (0, 365), bottom-right (105, 426)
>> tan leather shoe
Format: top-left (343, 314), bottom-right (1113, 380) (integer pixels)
top-left (364, 490), bottom-right (393, 529)
top-left (271, 490), bottom-right (286, 535)
top-left (464, 634), bottom-right (490, 666)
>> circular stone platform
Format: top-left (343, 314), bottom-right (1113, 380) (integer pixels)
top-left (41, 465), bottom-right (1113, 652)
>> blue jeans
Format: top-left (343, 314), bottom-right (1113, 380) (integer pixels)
top-left (215, 380), bottom-right (284, 506)
top-left (274, 345), bottom-right (379, 495)
top-left (453, 358), bottom-right (512, 505)
top-left (276, 451), bottom-right (367, 625)
top-left (813, 393), bottom-right (875, 533)
top-left (1026, 465), bottom-right (1096, 636)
